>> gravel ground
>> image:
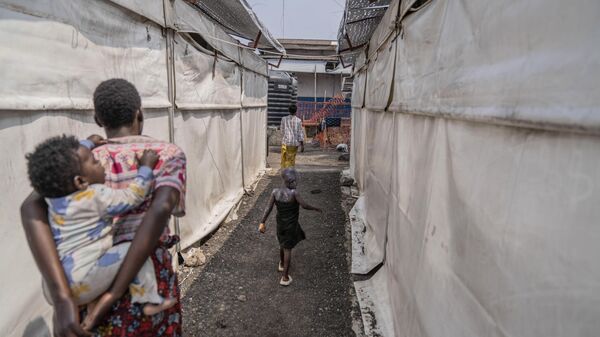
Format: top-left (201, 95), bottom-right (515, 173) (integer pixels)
top-left (179, 146), bottom-right (359, 337)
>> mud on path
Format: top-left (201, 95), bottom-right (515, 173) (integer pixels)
top-left (180, 148), bottom-right (357, 337)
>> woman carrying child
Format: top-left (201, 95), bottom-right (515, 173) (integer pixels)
top-left (20, 79), bottom-right (186, 336)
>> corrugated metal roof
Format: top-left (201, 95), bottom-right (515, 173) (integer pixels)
top-left (186, 0), bottom-right (285, 53)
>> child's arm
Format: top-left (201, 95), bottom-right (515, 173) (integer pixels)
top-left (293, 190), bottom-right (322, 212)
top-left (258, 192), bottom-right (276, 233)
top-left (96, 150), bottom-right (159, 217)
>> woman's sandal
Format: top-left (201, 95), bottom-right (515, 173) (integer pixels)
top-left (279, 275), bottom-right (292, 286)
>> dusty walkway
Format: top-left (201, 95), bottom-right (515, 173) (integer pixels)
top-left (180, 147), bottom-right (358, 337)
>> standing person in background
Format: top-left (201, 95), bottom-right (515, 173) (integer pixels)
top-left (280, 105), bottom-right (305, 168)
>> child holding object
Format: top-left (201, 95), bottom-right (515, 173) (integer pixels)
top-left (259, 168), bottom-right (322, 286)
top-left (25, 134), bottom-right (176, 324)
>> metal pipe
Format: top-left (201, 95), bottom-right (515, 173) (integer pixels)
top-left (239, 68), bottom-right (247, 190)
top-left (314, 65), bottom-right (317, 102)
top-left (163, 0), bottom-right (180, 254)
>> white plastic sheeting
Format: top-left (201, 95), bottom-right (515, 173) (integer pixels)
top-left (349, 0), bottom-right (600, 336)
top-left (337, 0), bottom-right (391, 61)
top-left (174, 34), bottom-right (242, 110)
top-left (185, 0), bottom-right (285, 53)
top-left (0, 0), bottom-right (268, 336)
top-left (389, 0), bottom-right (600, 133)
top-left (174, 109), bottom-right (244, 249)
top-left (0, 1), bottom-right (170, 110)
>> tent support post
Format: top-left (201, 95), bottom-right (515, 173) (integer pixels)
top-left (163, 17), bottom-right (181, 254)
top-left (239, 68), bottom-right (247, 191)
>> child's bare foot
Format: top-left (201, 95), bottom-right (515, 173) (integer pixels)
top-left (81, 300), bottom-right (98, 330)
top-left (82, 314), bottom-right (94, 331)
top-left (279, 275), bottom-right (292, 286)
top-left (143, 298), bottom-right (177, 316)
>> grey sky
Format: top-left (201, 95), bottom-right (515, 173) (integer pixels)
top-left (248, 0), bottom-right (345, 40)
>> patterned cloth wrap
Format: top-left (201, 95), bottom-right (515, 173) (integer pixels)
top-left (280, 144), bottom-right (298, 169)
top-left (81, 136), bottom-right (186, 337)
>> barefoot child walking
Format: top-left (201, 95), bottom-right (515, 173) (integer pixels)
top-left (259, 168), bottom-right (322, 286)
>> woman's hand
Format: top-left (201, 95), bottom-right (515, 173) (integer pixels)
top-left (81, 292), bottom-right (118, 332)
top-left (258, 223), bottom-right (266, 233)
top-left (53, 296), bottom-right (91, 337)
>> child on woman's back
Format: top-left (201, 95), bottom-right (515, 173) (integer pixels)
top-left (26, 134), bottom-right (176, 321)
top-left (259, 168), bottom-right (322, 286)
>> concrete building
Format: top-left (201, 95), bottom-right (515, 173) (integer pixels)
top-left (261, 39), bottom-right (352, 102)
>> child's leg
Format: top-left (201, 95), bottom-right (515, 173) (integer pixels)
top-left (282, 248), bottom-right (292, 281)
top-left (73, 242), bottom-right (132, 305)
top-left (130, 258), bottom-right (177, 316)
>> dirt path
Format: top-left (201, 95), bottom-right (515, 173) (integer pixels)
top-left (180, 148), bottom-right (357, 337)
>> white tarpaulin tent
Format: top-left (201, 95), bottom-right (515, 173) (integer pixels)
top-left (348, 0), bottom-right (600, 336)
top-left (0, 0), bottom-right (268, 335)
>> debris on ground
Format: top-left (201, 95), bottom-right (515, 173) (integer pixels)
top-left (336, 143), bottom-right (349, 152)
top-left (183, 247), bottom-right (206, 267)
top-left (340, 169), bottom-right (355, 187)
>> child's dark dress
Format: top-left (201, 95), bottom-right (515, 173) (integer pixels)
top-left (275, 199), bottom-right (306, 249)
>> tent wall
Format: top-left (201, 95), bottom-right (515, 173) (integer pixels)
top-left (0, 0), bottom-right (267, 336)
top-left (350, 0), bottom-right (600, 336)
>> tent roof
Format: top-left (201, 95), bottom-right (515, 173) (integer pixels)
top-left (186, 0), bottom-right (285, 54)
top-left (337, 0), bottom-right (391, 63)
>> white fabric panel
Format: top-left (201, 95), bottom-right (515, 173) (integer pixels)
top-left (171, 0), bottom-right (267, 76)
top-left (242, 70), bottom-right (268, 108)
top-left (172, 0), bottom-right (241, 64)
top-left (350, 70), bottom-right (366, 108)
top-left (108, 0), bottom-right (165, 26)
top-left (241, 49), bottom-right (268, 76)
top-left (354, 51), bottom-right (367, 72)
top-left (364, 41), bottom-right (396, 110)
top-left (368, 0), bottom-right (399, 52)
top-left (362, 110), bottom-right (395, 272)
top-left (350, 107), bottom-right (367, 190)
top-left (358, 112), bottom-right (600, 336)
top-left (399, 0), bottom-right (424, 19)
top-left (241, 107), bottom-right (267, 187)
top-left (174, 110), bottom-right (244, 249)
top-left (174, 34), bottom-right (242, 110)
top-left (354, 267), bottom-right (395, 337)
top-left (0, 110), bottom-right (169, 337)
top-left (390, 0), bottom-right (600, 132)
top-left (349, 108), bottom-right (358, 181)
top-left (384, 113), bottom-right (439, 337)
top-left (0, 1), bottom-right (170, 110)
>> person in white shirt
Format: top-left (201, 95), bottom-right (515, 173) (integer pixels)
top-left (280, 105), bottom-right (305, 168)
